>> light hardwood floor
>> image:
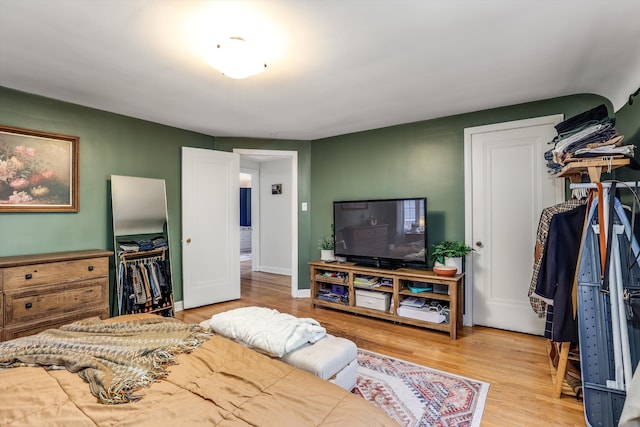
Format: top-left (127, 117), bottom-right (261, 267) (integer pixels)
top-left (176, 262), bottom-right (585, 427)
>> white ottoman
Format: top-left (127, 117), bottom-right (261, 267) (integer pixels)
top-left (199, 314), bottom-right (359, 390)
top-left (280, 334), bottom-right (358, 391)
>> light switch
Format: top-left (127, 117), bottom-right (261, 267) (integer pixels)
top-left (301, 202), bottom-right (308, 211)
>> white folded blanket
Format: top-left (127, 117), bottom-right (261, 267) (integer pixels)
top-left (207, 306), bottom-right (327, 357)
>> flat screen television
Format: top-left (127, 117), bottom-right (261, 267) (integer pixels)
top-left (333, 197), bottom-right (427, 269)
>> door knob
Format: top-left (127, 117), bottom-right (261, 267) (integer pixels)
top-left (186, 238), bottom-right (192, 243)
top-left (475, 241), bottom-right (483, 248)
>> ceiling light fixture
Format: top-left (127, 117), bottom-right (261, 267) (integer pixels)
top-left (206, 36), bottom-right (267, 80)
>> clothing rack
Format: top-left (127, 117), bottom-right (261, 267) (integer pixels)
top-left (569, 181), bottom-right (640, 189)
top-left (559, 157), bottom-right (630, 184)
top-left (116, 247), bottom-right (174, 317)
top-left (546, 102), bottom-right (636, 411)
top-left (547, 160), bottom-right (634, 399)
top-left (120, 248), bottom-right (166, 260)
top-left (123, 255), bottom-right (165, 264)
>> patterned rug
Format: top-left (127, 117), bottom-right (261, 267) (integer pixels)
top-left (352, 349), bottom-right (489, 427)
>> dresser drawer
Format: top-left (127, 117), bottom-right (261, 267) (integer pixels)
top-left (3, 307), bottom-right (109, 341)
top-left (1, 257), bottom-right (109, 291)
top-left (4, 279), bottom-right (108, 326)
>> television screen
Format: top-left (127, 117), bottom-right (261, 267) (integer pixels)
top-left (333, 198), bottom-right (427, 268)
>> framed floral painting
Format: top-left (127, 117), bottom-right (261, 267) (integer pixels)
top-left (0, 125), bottom-right (79, 212)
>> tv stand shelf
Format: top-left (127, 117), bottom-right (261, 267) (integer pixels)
top-left (309, 261), bottom-right (463, 339)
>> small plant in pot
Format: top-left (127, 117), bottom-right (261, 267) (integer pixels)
top-left (430, 241), bottom-right (474, 274)
top-left (318, 224), bottom-right (335, 262)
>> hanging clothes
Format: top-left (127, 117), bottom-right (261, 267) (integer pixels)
top-left (534, 203), bottom-right (588, 343)
top-left (117, 253), bottom-right (173, 316)
top-left (529, 199), bottom-right (587, 317)
top-left (130, 263), bottom-right (148, 306)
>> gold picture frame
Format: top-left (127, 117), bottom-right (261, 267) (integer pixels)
top-left (0, 125), bottom-right (79, 212)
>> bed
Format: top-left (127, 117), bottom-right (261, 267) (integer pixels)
top-left (0, 314), bottom-right (396, 426)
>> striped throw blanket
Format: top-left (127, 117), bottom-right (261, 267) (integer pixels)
top-left (0, 316), bottom-right (212, 404)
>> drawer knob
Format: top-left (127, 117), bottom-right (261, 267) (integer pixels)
top-left (88, 265), bottom-right (94, 271)
top-left (25, 302), bottom-right (32, 309)
top-left (25, 273), bottom-right (32, 280)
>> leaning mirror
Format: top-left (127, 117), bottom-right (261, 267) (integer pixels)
top-left (110, 175), bottom-right (174, 317)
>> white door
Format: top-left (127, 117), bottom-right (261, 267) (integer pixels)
top-left (464, 115), bottom-right (564, 334)
top-left (182, 147), bottom-right (240, 309)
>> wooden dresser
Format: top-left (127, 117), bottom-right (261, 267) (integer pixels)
top-left (0, 249), bottom-right (112, 341)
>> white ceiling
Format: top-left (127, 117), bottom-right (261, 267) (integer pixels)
top-left (1, 1), bottom-right (639, 141)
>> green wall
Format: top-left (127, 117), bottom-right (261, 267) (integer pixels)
top-left (612, 98), bottom-right (640, 183)
top-left (2, 86), bottom-right (637, 300)
top-left (0, 87), bottom-right (216, 302)
top-left (310, 93), bottom-right (639, 268)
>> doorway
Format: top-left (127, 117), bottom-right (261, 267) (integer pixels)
top-left (463, 115), bottom-right (564, 334)
top-left (234, 149), bottom-right (299, 297)
top-left (239, 169), bottom-right (257, 267)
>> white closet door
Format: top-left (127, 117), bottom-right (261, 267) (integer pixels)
top-left (182, 147), bottom-right (240, 309)
top-left (466, 115), bottom-right (563, 334)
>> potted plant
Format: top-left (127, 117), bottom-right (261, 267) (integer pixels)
top-left (318, 224), bottom-right (335, 262)
top-left (430, 241), bottom-right (474, 273)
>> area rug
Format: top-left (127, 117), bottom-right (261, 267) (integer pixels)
top-left (352, 349), bottom-right (489, 427)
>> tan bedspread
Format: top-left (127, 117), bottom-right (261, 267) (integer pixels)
top-left (0, 316), bottom-right (396, 426)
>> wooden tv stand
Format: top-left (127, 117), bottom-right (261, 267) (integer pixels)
top-left (309, 261), bottom-right (463, 339)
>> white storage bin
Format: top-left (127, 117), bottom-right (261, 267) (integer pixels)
top-left (397, 305), bottom-right (446, 323)
top-left (355, 289), bottom-right (390, 311)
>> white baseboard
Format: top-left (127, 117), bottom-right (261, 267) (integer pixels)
top-left (174, 300), bottom-right (184, 312)
top-left (258, 265), bottom-right (291, 276)
top-left (295, 289), bottom-right (310, 298)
